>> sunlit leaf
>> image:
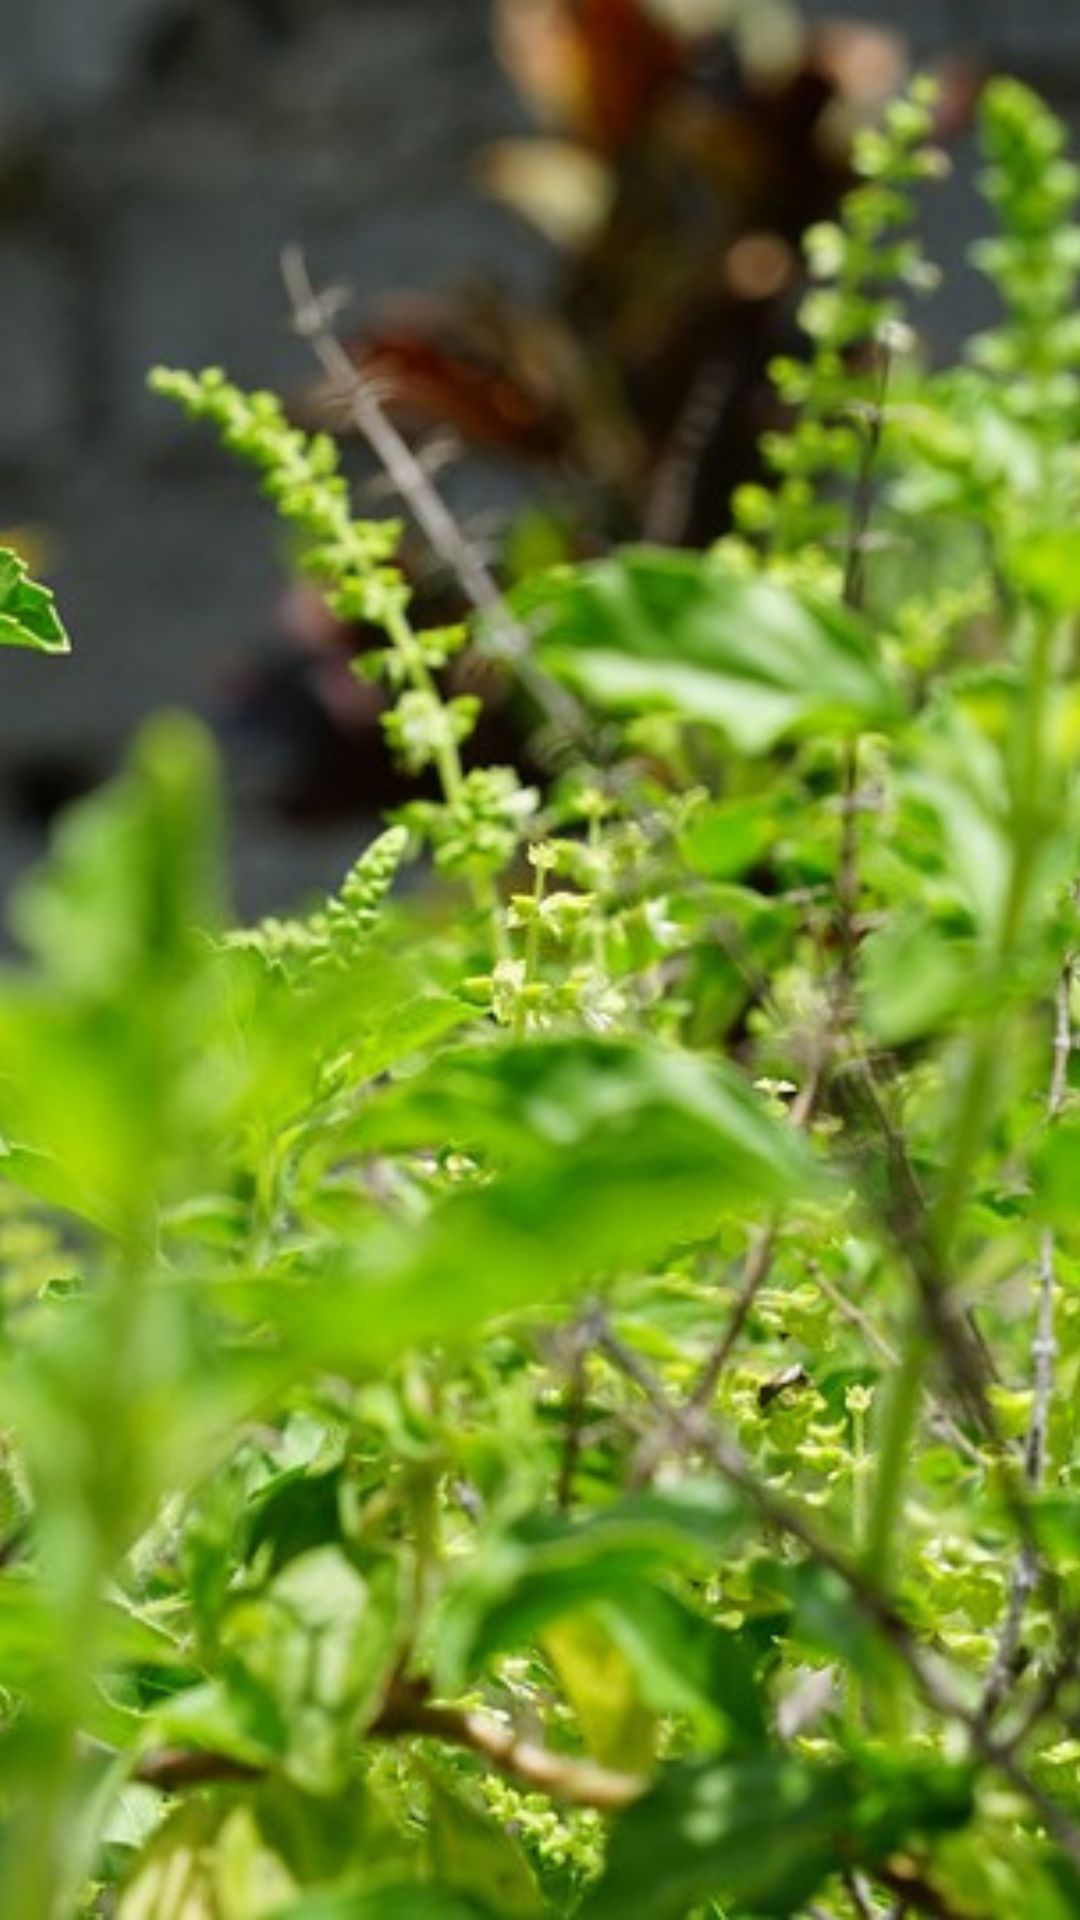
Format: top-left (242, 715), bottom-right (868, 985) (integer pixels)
top-left (517, 550), bottom-right (902, 752)
top-left (0, 547), bottom-right (70, 654)
top-left (435, 1485), bottom-right (746, 1693)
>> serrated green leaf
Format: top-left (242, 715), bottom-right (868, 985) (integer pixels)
top-left (518, 549), bottom-right (902, 753)
top-left (0, 547), bottom-right (70, 653)
top-left (236, 1036), bottom-right (820, 1377)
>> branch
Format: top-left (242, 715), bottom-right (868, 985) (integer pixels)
top-left (842, 1868), bottom-right (877, 1919)
top-left (873, 1860), bottom-right (982, 1920)
top-left (280, 246), bottom-right (593, 770)
top-left (837, 1054), bottom-right (998, 1438)
top-left (809, 1259), bottom-right (983, 1468)
top-left (133, 1677), bottom-right (646, 1813)
top-left (134, 1748), bottom-right (263, 1790)
top-left (377, 1684), bottom-right (645, 1810)
top-left (685, 1048), bottom-right (825, 1416)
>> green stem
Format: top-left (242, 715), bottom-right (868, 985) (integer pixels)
top-left (386, 604), bottom-right (510, 960)
top-left (524, 858), bottom-right (546, 987)
top-left (867, 615), bottom-right (1058, 1587)
top-left (866, 1333), bottom-right (926, 1580)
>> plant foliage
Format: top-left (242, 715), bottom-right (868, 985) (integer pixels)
top-left (5, 74), bottom-right (1080, 1920)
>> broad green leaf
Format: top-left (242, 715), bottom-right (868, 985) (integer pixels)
top-left (424, 1773), bottom-right (544, 1917)
top-left (1007, 529), bottom-right (1080, 612)
top-left (270, 1891), bottom-right (497, 1919)
top-left (679, 796), bottom-right (779, 881)
top-left (597, 1585), bottom-right (766, 1744)
top-left (145, 1672), bottom-right (286, 1774)
top-left (214, 1803), bottom-right (300, 1919)
top-left (435, 1485), bottom-right (745, 1693)
top-left (581, 1750), bottom-right (973, 1919)
top-left (935, 1826), bottom-right (1080, 1920)
top-left (0, 718), bottom-right (230, 1228)
top-left (150, 1551), bottom-right (403, 1795)
top-left (357, 1033), bottom-right (816, 1194)
top-left (517, 549), bottom-right (902, 752)
top-left (349, 991), bottom-right (475, 1084)
top-left (859, 914), bottom-right (967, 1045)
top-left (0, 546), bottom-right (70, 653)
top-left (219, 1549), bottom-right (402, 1796)
top-left (238, 1038), bottom-right (819, 1375)
top-left (255, 1776), bottom-right (423, 1896)
top-left (10, 713), bottom-right (223, 993)
top-left (543, 1612), bottom-right (659, 1771)
top-left (119, 1780), bottom-right (427, 1920)
top-left (1032, 1118), bottom-right (1080, 1235)
top-left (901, 694), bottom-right (1075, 944)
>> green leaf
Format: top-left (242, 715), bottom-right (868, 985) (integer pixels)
top-left (1007, 529), bottom-right (1080, 612)
top-left (542, 1611), bottom-right (659, 1771)
top-left (243, 1038), bottom-right (820, 1376)
top-left (1032, 1118), bottom-right (1080, 1233)
top-left (0, 718), bottom-right (229, 1230)
top-left (118, 1780), bottom-right (427, 1920)
top-left (270, 1891), bottom-right (497, 1919)
top-left (518, 549), bottom-right (902, 753)
top-left (597, 1585), bottom-right (766, 1744)
top-left (859, 913), bottom-right (967, 1045)
top-left (581, 1749), bottom-right (973, 1919)
top-left (435, 1485), bottom-right (746, 1694)
top-left (118, 1799), bottom-right (295, 1920)
top-left (680, 796), bottom-right (778, 882)
top-left (219, 1548), bottom-right (402, 1796)
top-left (424, 1772), bottom-right (544, 1917)
top-left (0, 547), bottom-right (70, 653)
top-left (358, 1032), bottom-right (816, 1199)
top-left (152, 1549), bottom-right (404, 1797)
top-left (10, 713), bottom-right (223, 993)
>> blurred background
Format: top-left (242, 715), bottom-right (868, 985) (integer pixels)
top-left (0, 0), bottom-right (1074, 915)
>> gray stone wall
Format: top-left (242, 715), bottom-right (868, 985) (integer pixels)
top-left (0, 0), bottom-right (546, 912)
top-left (0, 0), bottom-right (1078, 916)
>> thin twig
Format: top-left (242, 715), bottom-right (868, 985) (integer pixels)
top-left (837, 1055), bottom-right (998, 1437)
top-left (843, 1868), bottom-right (877, 1918)
top-left (556, 1314), bottom-right (595, 1512)
top-left (135, 1676), bottom-right (646, 1812)
top-left (135, 1749), bottom-right (263, 1791)
top-left (979, 956), bottom-right (1074, 1724)
top-left (280, 246), bottom-right (593, 766)
top-left (380, 1691), bottom-right (645, 1810)
top-left (1027, 958), bottom-right (1074, 1488)
top-left (809, 1259), bottom-right (984, 1468)
top-left (686, 1045), bottom-right (825, 1414)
